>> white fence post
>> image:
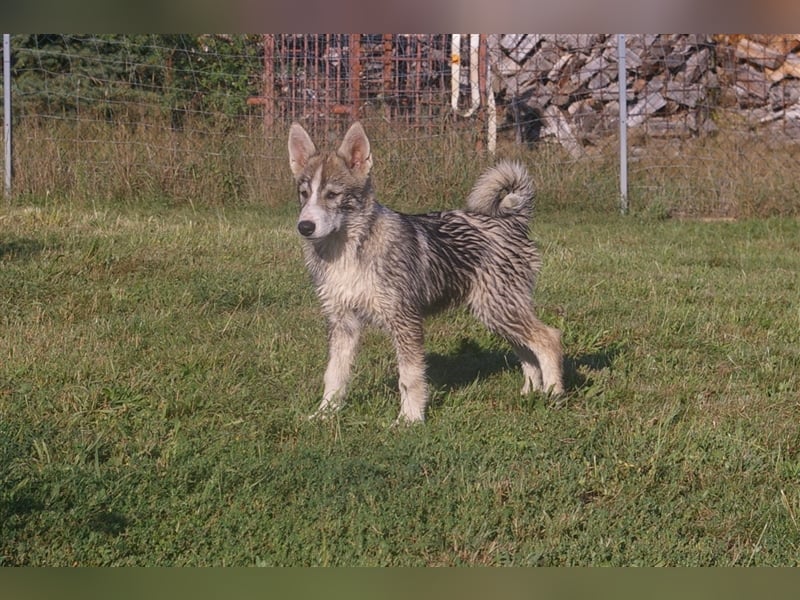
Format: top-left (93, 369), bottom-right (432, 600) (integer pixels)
top-left (617, 33), bottom-right (628, 215)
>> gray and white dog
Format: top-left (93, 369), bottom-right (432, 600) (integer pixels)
top-left (288, 121), bottom-right (564, 423)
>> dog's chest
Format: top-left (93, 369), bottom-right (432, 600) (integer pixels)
top-left (314, 253), bottom-right (384, 318)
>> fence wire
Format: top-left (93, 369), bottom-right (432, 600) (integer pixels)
top-left (2, 33), bottom-right (799, 216)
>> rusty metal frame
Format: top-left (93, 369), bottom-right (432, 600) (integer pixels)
top-left (253, 34), bottom-right (460, 134)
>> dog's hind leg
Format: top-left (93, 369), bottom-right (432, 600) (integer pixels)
top-left (510, 342), bottom-right (543, 394)
top-left (391, 319), bottom-right (428, 424)
top-left (513, 316), bottom-right (564, 396)
top-left (310, 312), bottom-right (362, 419)
top-left (470, 297), bottom-right (564, 396)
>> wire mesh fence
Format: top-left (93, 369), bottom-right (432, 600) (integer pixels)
top-left (264, 34), bottom-right (454, 132)
top-left (2, 33), bottom-right (799, 215)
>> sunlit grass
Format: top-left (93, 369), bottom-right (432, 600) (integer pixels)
top-left (2, 197), bottom-right (799, 565)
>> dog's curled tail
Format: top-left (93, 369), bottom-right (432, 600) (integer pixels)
top-left (465, 160), bottom-right (534, 219)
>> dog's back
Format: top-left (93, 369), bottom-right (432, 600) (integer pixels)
top-left (388, 160), bottom-right (540, 315)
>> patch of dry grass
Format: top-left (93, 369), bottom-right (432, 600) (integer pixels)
top-left (6, 115), bottom-right (799, 218)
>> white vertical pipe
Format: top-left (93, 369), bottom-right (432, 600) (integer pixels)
top-left (617, 33), bottom-right (628, 215)
top-left (468, 34), bottom-right (480, 115)
top-left (486, 40), bottom-right (496, 155)
top-left (450, 33), bottom-right (481, 118)
top-left (3, 34), bottom-right (11, 197)
top-left (451, 33), bottom-right (461, 113)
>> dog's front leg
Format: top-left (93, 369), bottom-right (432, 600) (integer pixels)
top-left (310, 313), bottom-right (362, 420)
top-left (392, 320), bottom-right (428, 424)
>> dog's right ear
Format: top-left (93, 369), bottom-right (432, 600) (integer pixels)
top-left (288, 122), bottom-right (317, 177)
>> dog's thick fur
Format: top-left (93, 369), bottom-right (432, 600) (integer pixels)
top-left (288, 121), bottom-right (564, 423)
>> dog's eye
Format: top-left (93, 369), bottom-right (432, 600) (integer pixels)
top-left (325, 191), bottom-right (339, 201)
top-left (298, 189), bottom-right (309, 201)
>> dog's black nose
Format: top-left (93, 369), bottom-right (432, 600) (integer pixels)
top-left (297, 220), bottom-right (316, 237)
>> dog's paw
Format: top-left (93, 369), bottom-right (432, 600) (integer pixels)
top-left (307, 404), bottom-right (341, 421)
top-left (392, 412), bottom-right (425, 427)
top-left (520, 371), bottom-right (544, 395)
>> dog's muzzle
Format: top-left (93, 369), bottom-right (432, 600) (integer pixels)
top-left (297, 220), bottom-right (316, 237)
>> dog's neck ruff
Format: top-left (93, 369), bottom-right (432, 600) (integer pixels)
top-left (304, 228), bottom-right (348, 263)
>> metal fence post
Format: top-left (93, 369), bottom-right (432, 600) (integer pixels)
top-left (3, 34), bottom-right (11, 198)
top-left (617, 33), bottom-right (628, 215)
top-left (349, 34), bottom-right (361, 120)
top-left (262, 34), bottom-right (274, 131)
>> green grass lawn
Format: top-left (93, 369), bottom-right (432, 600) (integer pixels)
top-left (1, 200), bottom-right (799, 566)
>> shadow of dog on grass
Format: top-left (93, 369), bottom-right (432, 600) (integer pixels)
top-left (423, 336), bottom-right (622, 412)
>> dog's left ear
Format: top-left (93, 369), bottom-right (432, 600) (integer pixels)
top-left (337, 122), bottom-right (372, 178)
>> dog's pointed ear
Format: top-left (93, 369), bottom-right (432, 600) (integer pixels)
top-left (337, 121), bottom-right (373, 177)
top-left (288, 122), bottom-right (317, 177)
